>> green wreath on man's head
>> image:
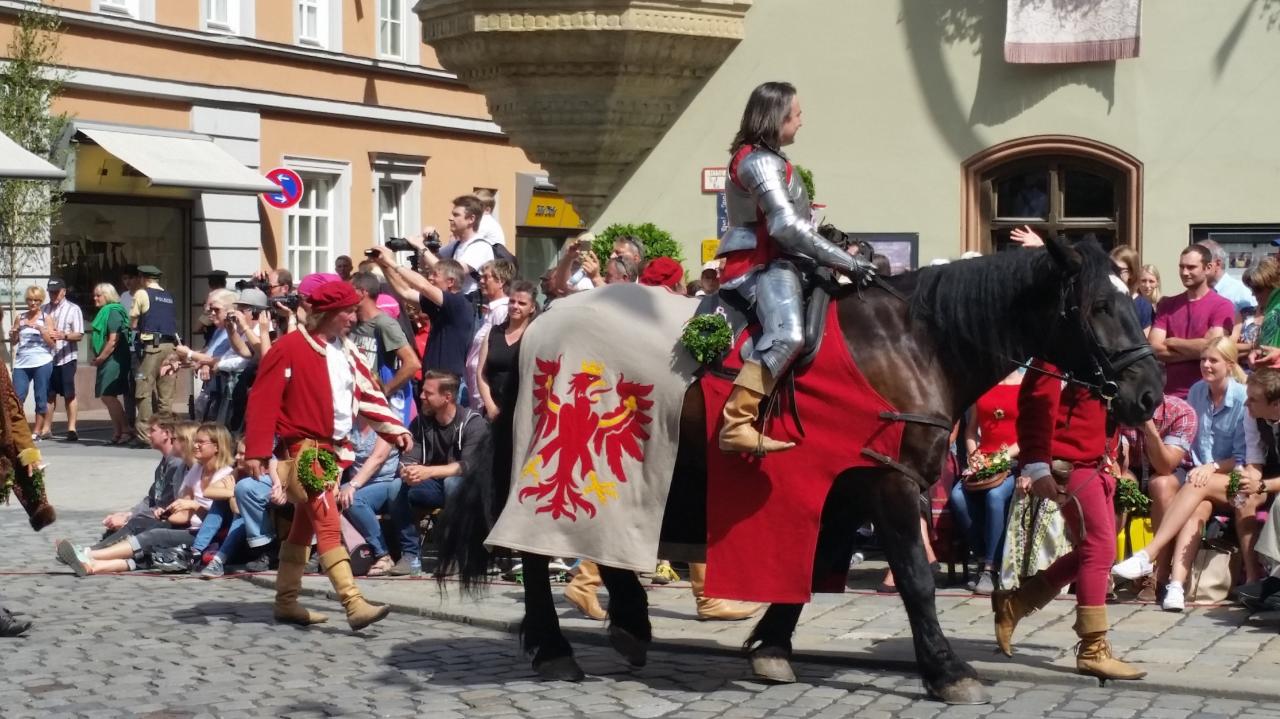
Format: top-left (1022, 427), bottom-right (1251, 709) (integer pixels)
top-left (297, 447), bottom-right (340, 494)
top-left (681, 314), bottom-right (733, 365)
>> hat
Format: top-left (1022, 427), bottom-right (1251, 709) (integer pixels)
top-left (235, 287), bottom-right (269, 310)
top-left (297, 272), bottom-right (342, 297)
top-left (138, 264), bottom-right (163, 277)
top-left (701, 260), bottom-right (720, 277)
top-left (307, 281), bottom-right (359, 312)
top-left (46, 278), bottom-right (65, 292)
top-left (376, 293), bottom-right (401, 319)
top-left (638, 256), bottom-right (685, 291)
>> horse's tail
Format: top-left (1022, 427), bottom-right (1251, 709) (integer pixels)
top-left (434, 431), bottom-right (504, 594)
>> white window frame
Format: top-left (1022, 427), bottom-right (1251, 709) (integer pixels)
top-left (283, 156), bottom-right (351, 278)
top-left (95, 0), bottom-right (150, 21)
top-left (370, 153), bottom-right (425, 251)
top-left (377, 0), bottom-right (405, 60)
top-left (295, 0), bottom-right (342, 51)
top-left (201, 0), bottom-right (255, 36)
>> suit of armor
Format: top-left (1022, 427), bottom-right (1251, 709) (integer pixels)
top-left (715, 145), bottom-right (871, 456)
top-left (718, 146), bottom-right (866, 378)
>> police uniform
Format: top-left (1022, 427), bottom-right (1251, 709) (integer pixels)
top-left (131, 265), bottom-right (180, 441)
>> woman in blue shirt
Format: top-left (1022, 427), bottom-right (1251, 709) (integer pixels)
top-left (1114, 337), bottom-right (1258, 611)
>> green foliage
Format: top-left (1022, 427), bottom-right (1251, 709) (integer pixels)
top-left (296, 447), bottom-right (340, 494)
top-left (595, 222), bottom-right (686, 268)
top-left (795, 165), bottom-right (816, 201)
top-left (680, 314), bottom-right (732, 365)
top-left (0, 5), bottom-right (68, 316)
top-left (1114, 476), bottom-right (1151, 514)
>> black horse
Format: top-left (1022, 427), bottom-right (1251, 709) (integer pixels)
top-left (437, 234), bottom-right (1163, 705)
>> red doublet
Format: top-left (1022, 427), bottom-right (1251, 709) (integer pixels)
top-left (1016, 360), bottom-right (1110, 467)
top-left (720, 145), bottom-right (787, 285)
top-left (1015, 359), bottom-right (1116, 607)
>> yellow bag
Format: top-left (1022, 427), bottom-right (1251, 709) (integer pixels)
top-left (1115, 515), bottom-right (1154, 563)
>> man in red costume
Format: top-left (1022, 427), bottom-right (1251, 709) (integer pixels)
top-left (244, 280), bottom-right (412, 631)
top-left (991, 360), bottom-right (1146, 680)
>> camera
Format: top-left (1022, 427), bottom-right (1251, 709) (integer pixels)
top-left (363, 248), bottom-right (380, 259)
top-left (423, 231), bottom-right (442, 255)
top-left (385, 236), bottom-right (417, 253)
top-left (234, 278), bottom-right (269, 293)
top-left (277, 293), bottom-right (301, 311)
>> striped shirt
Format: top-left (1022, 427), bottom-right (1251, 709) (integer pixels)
top-left (42, 298), bottom-right (84, 367)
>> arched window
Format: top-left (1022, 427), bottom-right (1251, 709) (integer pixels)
top-left (962, 136), bottom-right (1143, 255)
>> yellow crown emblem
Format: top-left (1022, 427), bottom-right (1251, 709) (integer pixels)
top-left (580, 360), bottom-right (605, 376)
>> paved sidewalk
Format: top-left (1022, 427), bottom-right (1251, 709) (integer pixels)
top-left (244, 564), bottom-right (1280, 701)
top-left (22, 435), bottom-right (1280, 702)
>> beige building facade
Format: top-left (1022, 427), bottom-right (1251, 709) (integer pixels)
top-left (598, 0), bottom-right (1280, 286)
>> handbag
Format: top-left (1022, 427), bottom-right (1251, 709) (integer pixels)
top-left (149, 545), bottom-right (193, 573)
top-left (1188, 546), bottom-right (1239, 603)
top-left (962, 470), bottom-right (1010, 492)
top-left (277, 439), bottom-right (318, 504)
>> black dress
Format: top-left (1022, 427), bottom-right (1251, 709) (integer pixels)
top-left (483, 322), bottom-right (523, 517)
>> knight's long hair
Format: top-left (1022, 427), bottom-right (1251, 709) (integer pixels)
top-left (729, 81), bottom-right (796, 155)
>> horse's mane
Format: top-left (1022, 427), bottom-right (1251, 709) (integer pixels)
top-left (893, 243), bottom-right (1113, 380)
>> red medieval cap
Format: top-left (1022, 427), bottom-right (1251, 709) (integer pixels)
top-left (308, 281), bottom-right (359, 312)
top-left (639, 256), bottom-right (684, 291)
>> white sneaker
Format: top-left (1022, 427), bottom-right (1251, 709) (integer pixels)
top-left (1162, 582), bottom-right (1185, 612)
top-left (1112, 550), bottom-right (1154, 580)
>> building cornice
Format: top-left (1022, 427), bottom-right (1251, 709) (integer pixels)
top-left (0, 0), bottom-right (463, 86)
top-left (20, 62), bottom-right (506, 139)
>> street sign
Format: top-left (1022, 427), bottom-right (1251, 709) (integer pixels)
top-left (716, 191), bottom-right (729, 237)
top-left (263, 167), bottom-right (304, 209)
top-left (702, 167), bottom-right (727, 193)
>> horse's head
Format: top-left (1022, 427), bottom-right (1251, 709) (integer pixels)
top-left (1040, 235), bottom-right (1163, 426)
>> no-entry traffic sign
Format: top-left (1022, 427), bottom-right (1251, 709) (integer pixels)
top-left (264, 167), bottom-right (304, 209)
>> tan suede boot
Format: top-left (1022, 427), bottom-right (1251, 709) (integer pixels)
top-left (319, 547), bottom-right (390, 631)
top-left (564, 560), bottom-right (607, 621)
top-left (274, 543), bottom-right (328, 626)
top-left (690, 562), bottom-right (760, 621)
top-left (992, 571), bottom-right (1058, 656)
top-left (718, 361), bottom-right (795, 456)
top-left (1074, 606), bottom-right (1146, 680)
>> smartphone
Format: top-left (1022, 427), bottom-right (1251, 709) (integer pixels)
top-left (576, 238), bottom-right (593, 252)
top-left (364, 248), bottom-right (379, 259)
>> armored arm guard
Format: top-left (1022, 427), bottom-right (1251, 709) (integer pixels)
top-left (737, 151), bottom-right (869, 276)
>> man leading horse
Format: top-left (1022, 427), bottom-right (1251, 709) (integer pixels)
top-left (716, 81), bottom-right (875, 456)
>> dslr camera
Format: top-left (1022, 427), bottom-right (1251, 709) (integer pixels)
top-left (385, 236), bottom-right (418, 253)
top-left (234, 277), bottom-right (269, 293)
top-left (276, 293), bottom-right (301, 311)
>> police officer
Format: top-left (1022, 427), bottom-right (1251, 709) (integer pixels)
top-left (130, 265), bottom-right (180, 444)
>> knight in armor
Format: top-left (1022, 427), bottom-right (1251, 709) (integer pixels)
top-left (717, 82), bottom-right (874, 456)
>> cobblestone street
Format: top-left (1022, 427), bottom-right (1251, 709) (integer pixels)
top-left (2, 438), bottom-right (1279, 717)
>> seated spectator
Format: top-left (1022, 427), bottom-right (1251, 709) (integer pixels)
top-left (1117, 393), bottom-right (1196, 601)
top-left (338, 416), bottom-right (401, 577)
top-left (1114, 340), bottom-right (1264, 610)
top-left (94, 413), bottom-right (186, 548)
top-left (1244, 257), bottom-right (1280, 367)
top-left (57, 423), bottom-right (235, 576)
top-left (951, 370), bottom-right (1023, 595)
top-left (389, 370), bottom-right (492, 576)
top-left (195, 437), bottom-right (281, 577)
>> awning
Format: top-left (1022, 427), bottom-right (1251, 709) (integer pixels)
top-left (0, 130), bottom-right (65, 180)
top-left (76, 123), bottom-right (277, 194)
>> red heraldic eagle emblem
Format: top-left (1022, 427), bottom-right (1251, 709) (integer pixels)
top-left (518, 356), bottom-right (655, 520)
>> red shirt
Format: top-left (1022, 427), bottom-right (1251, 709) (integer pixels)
top-left (1153, 290), bottom-right (1235, 398)
top-left (1016, 360), bottom-right (1111, 467)
top-left (975, 383), bottom-right (1021, 453)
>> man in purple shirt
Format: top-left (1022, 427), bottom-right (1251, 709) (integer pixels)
top-left (1150, 245), bottom-right (1236, 398)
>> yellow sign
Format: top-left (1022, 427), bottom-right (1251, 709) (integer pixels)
top-left (523, 192), bottom-right (584, 229)
top-left (701, 239), bottom-right (720, 264)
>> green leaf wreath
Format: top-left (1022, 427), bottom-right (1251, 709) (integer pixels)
top-left (0, 466), bottom-right (44, 506)
top-left (681, 314), bottom-right (732, 365)
top-left (297, 447), bottom-right (340, 494)
top-left (1114, 476), bottom-right (1150, 514)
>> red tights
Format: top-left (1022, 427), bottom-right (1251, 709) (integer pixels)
top-left (1042, 466), bottom-right (1116, 606)
top-left (285, 488), bottom-right (343, 554)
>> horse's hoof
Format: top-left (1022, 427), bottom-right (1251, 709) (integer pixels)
top-left (749, 646), bottom-right (796, 684)
top-left (608, 625), bottom-right (649, 668)
top-left (927, 677), bottom-right (989, 705)
top-left (533, 655), bottom-right (585, 682)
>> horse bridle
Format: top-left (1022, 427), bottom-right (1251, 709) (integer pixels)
top-left (1035, 273), bottom-right (1155, 406)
